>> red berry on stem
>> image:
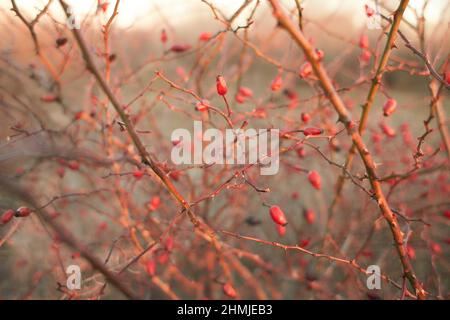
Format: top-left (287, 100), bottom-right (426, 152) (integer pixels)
top-left (276, 224), bottom-right (286, 237)
top-left (308, 170), bottom-right (321, 190)
top-left (383, 98), bottom-right (397, 117)
top-left (372, 132), bottom-right (382, 143)
top-left (380, 123), bottom-right (396, 138)
top-left (299, 238), bottom-right (311, 248)
top-left (99, 1), bottom-right (109, 13)
top-left (238, 86), bottom-right (253, 98)
top-left (148, 196), bottom-right (161, 211)
top-left (252, 107), bottom-right (267, 119)
top-left (170, 44), bottom-right (191, 53)
top-left (315, 49), bottom-right (324, 61)
top-left (68, 160), bottom-right (80, 171)
top-left (133, 170), bottom-right (145, 179)
top-left (299, 62), bottom-right (313, 78)
top-left (235, 94), bottom-right (245, 104)
top-left (223, 283), bottom-right (237, 298)
top-left (199, 32), bottom-right (212, 42)
top-left (347, 120), bottom-right (357, 130)
top-left (359, 34), bottom-right (369, 49)
top-left (160, 29), bottom-right (167, 43)
top-left (301, 112), bottom-right (311, 124)
top-left (15, 207), bottom-right (32, 218)
top-left (365, 4), bottom-right (375, 17)
top-left (169, 171), bottom-right (181, 181)
top-left (284, 89), bottom-right (298, 100)
top-left (216, 75), bottom-right (228, 96)
top-left (270, 75), bottom-right (283, 91)
top-left (165, 236), bottom-right (174, 251)
top-left (74, 111), bottom-right (86, 121)
top-left (431, 242), bottom-right (442, 255)
top-left (407, 246), bottom-right (416, 260)
top-left (296, 147), bottom-right (305, 158)
top-left (360, 50), bottom-right (371, 63)
top-left (304, 209), bottom-right (316, 224)
top-left (1, 209), bottom-right (15, 225)
top-left (146, 260), bottom-right (156, 277)
top-left (196, 99), bottom-right (210, 112)
top-left (157, 252), bottom-right (169, 264)
top-left (302, 127), bottom-right (323, 136)
top-left (269, 205), bottom-right (288, 226)
top-left (41, 94), bottom-right (58, 103)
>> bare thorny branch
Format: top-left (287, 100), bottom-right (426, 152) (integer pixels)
top-left (56, 0), bottom-right (238, 297)
top-left (10, 0), bottom-right (60, 85)
top-left (267, 0), bottom-right (426, 299)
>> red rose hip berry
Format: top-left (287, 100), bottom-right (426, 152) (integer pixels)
top-left (223, 283), bottom-right (237, 299)
top-left (308, 170), bottom-right (321, 190)
top-left (216, 75), bottom-right (228, 96)
top-left (383, 99), bottom-right (397, 117)
top-left (15, 207), bottom-right (32, 218)
top-left (1, 209), bottom-right (15, 225)
top-left (269, 205), bottom-right (288, 226)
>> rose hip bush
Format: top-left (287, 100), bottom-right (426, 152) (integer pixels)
top-left (0, 0), bottom-right (448, 300)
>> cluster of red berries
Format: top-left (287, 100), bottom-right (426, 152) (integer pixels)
top-left (1, 207), bottom-right (32, 225)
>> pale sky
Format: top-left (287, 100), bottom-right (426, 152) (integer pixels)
top-left (1, 0), bottom-right (447, 30)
